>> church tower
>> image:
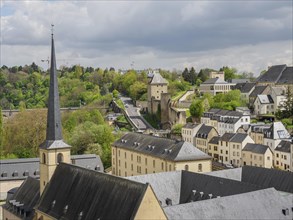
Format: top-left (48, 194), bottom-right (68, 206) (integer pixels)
top-left (39, 28), bottom-right (71, 194)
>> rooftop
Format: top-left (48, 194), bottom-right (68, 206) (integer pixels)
top-left (149, 73), bottom-right (168, 85)
top-left (257, 64), bottom-right (293, 84)
top-left (242, 143), bottom-right (271, 154)
top-left (202, 78), bottom-right (228, 84)
top-left (233, 82), bottom-right (256, 93)
top-left (257, 94), bottom-right (274, 104)
top-left (275, 140), bottom-right (291, 153)
top-left (114, 133), bottom-right (211, 162)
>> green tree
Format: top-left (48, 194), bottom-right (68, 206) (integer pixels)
top-left (276, 87), bottom-right (293, 119)
top-left (0, 108), bottom-right (3, 148)
top-left (190, 100), bottom-right (204, 119)
top-left (129, 81), bottom-right (147, 101)
top-left (221, 66), bottom-right (237, 81)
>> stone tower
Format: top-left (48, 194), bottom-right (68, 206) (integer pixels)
top-left (39, 30), bottom-right (71, 194)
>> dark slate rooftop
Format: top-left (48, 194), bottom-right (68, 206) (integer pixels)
top-left (275, 140), bottom-right (291, 153)
top-left (249, 85), bottom-right (268, 98)
top-left (230, 133), bottom-right (249, 143)
top-left (0, 154), bottom-right (104, 181)
top-left (278, 66), bottom-right (293, 84)
top-left (3, 177), bottom-right (40, 220)
top-left (36, 163), bottom-right (148, 220)
top-left (242, 166), bottom-right (293, 193)
top-left (264, 122), bottom-right (291, 139)
top-left (114, 133), bottom-right (211, 162)
top-left (164, 188), bottom-right (292, 220)
top-left (242, 143), bottom-right (271, 154)
top-left (220, 133), bottom-right (235, 142)
top-left (233, 82), bottom-right (256, 93)
top-left (195, 124), bottom-right (215, 139)
top-left (257, 64), bottom-right (287, 83)
top-left (208, 136), bottom-right (220, 145)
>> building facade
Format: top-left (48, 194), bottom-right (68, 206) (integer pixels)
top-left (242, 143), bottom-right (273, 168)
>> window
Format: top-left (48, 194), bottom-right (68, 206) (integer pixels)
top-left (267, 156), bottom-right (270, 160)
top-left (118, 160), bottom-right (120, 166)
top-left (119, 170), bottom-right (121, 176)
top-left (284, 155), bottom-right (287, 160)
top-left (185, 164), bottom-right (189, 171)
top-left (198, 164), bottom-right (202, 172)
top-left (226, 151), bottom-right (228, 155)
top-left (237, 152), bottom-right (239, 156)
top-left (42, 153), bottom-right (46, 164)
top-left (169, 164), bottom-right (172, 171)
top-left (214, 146), bottom-right (217, 151)
top-left (161, 162), bottom-right (164, 170)
top-left (131, 154), bottom-right (133, 161)
top-left (125, 172), bottom-right (127, 176)
top-left (145, 168), bottom-right (148, 173)
top-left (131, 164), bottom-right (133, 171)
top-left (233, 152), bottom-right (235, 156)
top-left (57, 153), bottom-right (63, 164)
top-left (125, 162), bottom-right (127, 168)
top-left (145, 158), bottom-right (148, 165)
top-left (153, 160), bottom-right (155, 168)
top-left (259, 156), bottom-right (262, 161)
top-left (112, 149), bottom-right (115, 155)
top-left (118, 150), bottom-right (120, 157)
top-left (137, 166), bottom-right (141, 173)
top-left (125, 152), bottom-right (127, 159)
top-left (112, 168), bottom-right (115, 175)
top-left (112, 158), bottom-right (115, 165)
top-left (137, 156), bottom-right (141, 163)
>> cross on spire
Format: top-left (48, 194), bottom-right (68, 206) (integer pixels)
top-left (51, 24), bottom-right (54, 36)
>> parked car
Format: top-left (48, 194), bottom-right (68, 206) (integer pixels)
top-left (225, 164), bottom-right (234, 169)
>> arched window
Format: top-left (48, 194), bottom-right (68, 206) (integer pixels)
top-left (42, 153), bottom-right (46, 164)
top-left (198, 164), bottom-right (202, 172)
top-left (185, 164), bottom-right (189, 171)
top-left (57, 153), bottom-right (64, 164)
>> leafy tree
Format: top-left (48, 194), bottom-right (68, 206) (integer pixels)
top-left (0, 108), bottom-right (3, 148)
top-left (113, 89), bottom-right (119, 99)
top-left (221, 66), bottom-right (237, 81)
top-left (171, 124), bottom-right (183, 134)
top-left (190, 100), bottom-right (204, 119)
top-left (129, 81), bottom-right (147, 101)
top-left (276, 87), bottom-right (293, 119)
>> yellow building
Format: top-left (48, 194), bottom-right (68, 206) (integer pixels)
top-left (194, 124), bottom-right (219, 154)
top-left (274, 140), bottom-right (291, 171)
top-left (242, 143), bottom-right (273, 168)
top-left (112, 133), bottom-right (212, 177)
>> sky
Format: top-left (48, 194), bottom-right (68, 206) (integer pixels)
top-left (1, 0), bottom-right (292, 75)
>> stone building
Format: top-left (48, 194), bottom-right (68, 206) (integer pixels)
top-left (112, 132), bottom-right (212, 177)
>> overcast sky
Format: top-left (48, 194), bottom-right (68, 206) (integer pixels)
top-left (1, 0), bottom-right (292, 75)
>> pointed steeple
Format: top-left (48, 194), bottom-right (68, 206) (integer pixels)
top-left (40, 27), bottom-right (70, 149)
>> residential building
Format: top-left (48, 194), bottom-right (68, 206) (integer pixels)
top-left (253, 94), bottom-right (274, 115)
top-left (218, 133), bottom-right (254, 167)
top-left (112, 132), bottom-right (212, 177)
top-left (208, 71), bottom-right (225, 80)
top-left (233, 82), bottom-right (256, 102)
top-left (199, 78), bottom-right (235, 96)
top-left (242, 143), bottom-right (273, 168)
top-left (247, 123), bottom-right (271, 144)
top-left (208, 136), bottom-right (220, 160)
top-left (270, 86), bottom-right (287, 112)
top-left (257, 64), bottom-right (293, 88)
top-left (263, 122), bottom-right (291, 151)
top-left (249, 85), bottom-right (270, 108)
top-left (181, 123), bottom-right (202, 143)
top-left (274, 140), bottom-right (291, 171)
top-left (194, 124), bottom-right (219, 154)
top-left (201, 109), bottom-right (250, 136)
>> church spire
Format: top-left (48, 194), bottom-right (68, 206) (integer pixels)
top-left (40, 26), bottom-right (70, 149)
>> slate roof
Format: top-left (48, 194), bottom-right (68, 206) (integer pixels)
top-left (242, 143), bottom-right (271, 154)
top-left (36, 163), bottom-right (148, 220)
top-left (127, 171), bottom-right (182, 206)
top-left (206, 168), bottom-right (242, 181)
top-left (257, 94), bottom-right (274, 104)
top-left (257, 64), bottom-right (287, 83)
top-left (179, 170), bottom-right (263, 203)
top-left (230, 133), bottom-right (249, 143)
top-left (149, 73), bottom-right (168, 84)
top-left (264, 122), bottom-right (290, 139)
top-left (183, 123), bottom-right (200, 129)
top-left (164, 188), bottom-right (292, 220)
top-left (249, 85), bottom-right (268, 98)
top-left (202, 78), bottom-right (228, 84)
top-left (195, 124), bottom-right (215, 139)
top-left (220, 133), bottom-right (235, 142)
top-left (275, 140), bottom-right (291, 153)
top-left (278, 66), bottom-right (293, 84)
top-left (242, 166), bottom-right (293, 193)
top-left (114, 133), bottom-right (211, 162)
top-left (233, 82), bottom-right (256, 93)
top-left (3, 177), bottom-right (40, 220)
top-left (208, 136), bottom-right (220, 145)
top-left (0, 154), bottom-right (104, 181)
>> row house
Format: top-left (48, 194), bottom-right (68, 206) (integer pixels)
top-left (263, 122), bottom-right (291, 151)
top-left (199, 78), bottom-right (235, 96)
top-left (274, 140), bottom-right (291, 171)
top-left (208, 136), bottom-right (220, 160)
top-left (248, 85), bottom-right (270, 108)
top-left (246, 124), bottom-right (271, 144)
top-left (112, 132), bottom-right (212, 177)
top-left (181, 123), bottom-right (202, 143)
top-left (194, 125), bottom-right (218, 154)
top-left (242, 143), bottom-right (273, 168)
top-left (201, 109), bottom-right (250, 136)
top-left (218, 133), bottom-right (254, 167)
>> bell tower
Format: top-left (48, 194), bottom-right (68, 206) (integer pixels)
top-left (39, 26), bottom-right (71, 194)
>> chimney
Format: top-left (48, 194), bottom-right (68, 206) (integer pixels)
top-left (200, 192), bottom-right (204, 198)
top-left (282, 208), bottom-right (289, 216)
top-left (208, 194), bottom-right (213, 199)
top-left (192, 190), bottom-right (196, 195)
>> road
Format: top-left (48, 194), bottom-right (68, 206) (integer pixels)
top-left (120, 97), bottom-right (153, 131)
